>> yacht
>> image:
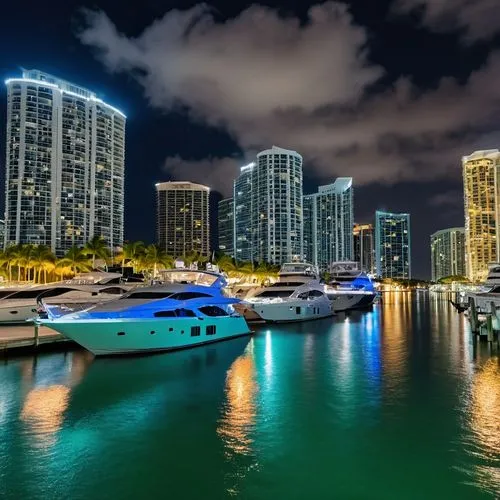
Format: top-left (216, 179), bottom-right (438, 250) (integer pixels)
top-left (325, 262), bottom-right (377, 312)
top-left (236, 262), bottom-right (332, 322)
top-left (0, 272), bottom-right (129, 324)
top-left (460, 263), bottom-right (500, 313)
top-left (242, 281), bottom-right (334, 323)
top-left (36, 270), bottom-right (251, 356)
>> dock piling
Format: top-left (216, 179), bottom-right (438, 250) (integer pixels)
top-left (34, 323), bottom-right (39, 348)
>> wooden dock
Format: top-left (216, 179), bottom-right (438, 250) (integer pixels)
top-left (0, 324), bottom-right (74, 356)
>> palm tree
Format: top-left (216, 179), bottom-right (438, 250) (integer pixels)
top-left (183, 250), bottom-right (209, 268)
top-left (83, 236), bottom-right (111, 270)
top-left (60, 246), bottom-right (92, 276)
top-left (31, 246), bottom-right (55, 283)
top-left (116, 241), bottom-right (145, 273)
top-left (143, 244), bottom-right (174, 277)
top-left (9, 244), bottom-right (26, 282)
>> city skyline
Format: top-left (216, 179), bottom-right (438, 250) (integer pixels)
top-left (1, 0), bottom-right (500, 277)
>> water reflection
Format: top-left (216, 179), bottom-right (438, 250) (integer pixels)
top-left (462, 357), bottom-right (500, 495)
top-left (381, 292), bottom-right (411, 400)
top-left (218, 340), bottom-right (258, 496)
top-left (20, 385), bottom-right (70, 447)
top-left (14, 351), bottom-right (93, 447)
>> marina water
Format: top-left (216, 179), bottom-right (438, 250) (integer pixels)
top-left (0, 292), bottom-right (499, 498)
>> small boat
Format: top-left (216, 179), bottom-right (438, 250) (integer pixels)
top-left (241, 281), bottom-right (334, 323)
top-left (0, 273), bottom-right (130, 324)
top-left (37, 270), bottom-right (251, 356)
top-left (325, 262), bottom-right (377, 312)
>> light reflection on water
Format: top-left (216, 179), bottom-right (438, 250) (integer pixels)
top-left (0, 297), bottom-right (499, 499)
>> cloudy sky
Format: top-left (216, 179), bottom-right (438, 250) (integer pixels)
top-left (1, 0), bottom-right (500, 277)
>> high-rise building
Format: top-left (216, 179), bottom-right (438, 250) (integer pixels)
top-left (462, 150), bottom-right (500, 282)
top-left (4, 69), bottom-right (125, 255)
top-left (218, 197), bottom-right (234, 257)
top-left (430, 227), bottom-right (466, 282)
top-left (156, 182), bottom-right (210, 258)
top-left (234, 162), bottom-right (254, 262)
top-left (233, 148), bottom-right (303, 265)
top-left (252, 146), bottom-right (303, 265)
top-left (375, 211), bottom-right (411, 279)
top-left (353, 223), bottom-right (375, 274)
top-left (303, 178), bottom-right (354, 271)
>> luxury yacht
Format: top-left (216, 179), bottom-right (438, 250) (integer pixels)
top-left (37, 270), bottom-right (251, 356)
top-left (242, 281), bottom-right (334, 323)
top-left (460, 263), bottom-right (500, 314)
top-left (325, 262), bottom-right (377, 312)
top-left (236, 262), bottom-right (330, 322)
top-left (0, 272), bottom-right (130, 324)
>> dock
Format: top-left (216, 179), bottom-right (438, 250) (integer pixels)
top-left (0, 324), bottom-right (74, 356)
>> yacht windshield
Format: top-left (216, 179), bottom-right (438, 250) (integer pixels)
top-left (254, 290), bottom-right (292, 298)
top-left (159, 270), bottom-right (225, 288)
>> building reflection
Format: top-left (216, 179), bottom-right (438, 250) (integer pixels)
top-left (18, 351), bottom-right (94, 447)
top-left (218, 341), bottom-right (257, 456)
top-left (20, 385), bottom-right (70, 447)
top-left (380, 292), bottom-right (411, 399)
top-left (465, 358), bottom-right (500, 494)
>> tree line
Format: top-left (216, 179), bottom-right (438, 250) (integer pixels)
top-left (0, 238), bottom-right (281, 284)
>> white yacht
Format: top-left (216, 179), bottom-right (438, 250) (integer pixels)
top-left (0, 272), bottom-right (129, 324)
top-left (36, 270), bottom-right (251, 356)
top-left (461, 263), bottom-right (500, 313)
top-left (236, 263), bottom-right (334, 322)
top-left (325, 262), bottom-right (377, 312)
top-left (242, 281), bottom-right (334, 323)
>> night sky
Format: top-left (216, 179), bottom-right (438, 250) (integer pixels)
top-left (1, 0), bottom-right (500, 278)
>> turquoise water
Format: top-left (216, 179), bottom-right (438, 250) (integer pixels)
top-left (0, 293), bottom-right (499, 499)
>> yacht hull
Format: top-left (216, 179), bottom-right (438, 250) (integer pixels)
top-left (0, 302), bottom-right (40, 324)
top-left (39, 316), bottom-right (251, 356)
top-left (329, 292), bottom-right (376, 312)
top-left (243, 298), bottom-right (334, 323)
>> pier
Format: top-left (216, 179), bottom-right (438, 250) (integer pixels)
top-left (0, 324), bottom-right (73, 357)
top-left (467, 298), bottom-right (500, 344)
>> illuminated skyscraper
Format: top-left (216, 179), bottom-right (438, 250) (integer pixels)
top-left (252, 146), bottom-right (303, 265)
top-left (462, 150), bottom-right (500, 282)
top-left (353, 223), bottom-right (375, 274)
top-left (430, 228), bottom-right (465, 282)
top-left (156, 182), bottom-right (210, 258)
top-left (375, 211), bottom-right (411, 279)
top-left (4, 69), bottom-right (125, 255)
top-left (218, 197), bottom-right (234, 257)
top-left (233, 163), bottom-right (254, 262)
top-left (233, 147), bottom-right (303, 265)
top-left (303, 178), bottom-right (354, 271)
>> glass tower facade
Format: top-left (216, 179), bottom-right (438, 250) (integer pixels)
top-left (4, 69), bottom-right (125, 255)
top-left (303, 179), bottom-right (354, 271)
top-left (462, 150), bottom-right (500, 282)
top-left (375, 211), bottom-right (411, 279)
top-left (353, 223), bottom-right (375, 274)
top-left (430, 227), bottom-right (466, 282)
top-left (218, 197), bottom-right (234, 257)
top-left (156, 182), bottom-right (209, 258)
top-left (234, 163), bottom-right (254, 262)
top-left (252, 146), bottom-right (303, 265)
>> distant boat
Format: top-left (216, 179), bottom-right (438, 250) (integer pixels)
top-left (325, 262), bottom-right (377, 312)
top-left (37, 270), bottom-right (251, 356)
top-left (0, 272), bottom-right (130, 325)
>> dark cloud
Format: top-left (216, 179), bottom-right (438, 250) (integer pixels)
top-left (78, 2), bottom-right (500, 196)
top-left (392, 0), bottom-right (500, 42)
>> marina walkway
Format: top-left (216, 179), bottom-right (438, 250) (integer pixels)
top-left (0, 324), bottom-right (71, 355)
